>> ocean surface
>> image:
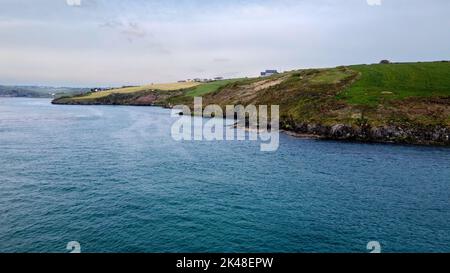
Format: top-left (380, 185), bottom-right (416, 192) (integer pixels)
top-left (0, 98), bottom-right (449, 253)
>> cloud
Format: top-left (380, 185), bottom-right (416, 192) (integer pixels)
top-left (120, 22), bottom-right (147, 41)
top-left (98, 19), bottom-right (170, 53)
top-left (366, 0), bottom-right (382, 6)
top-left (66, 0), bottom-right (82, 7)
top-left (1, 0), bottom-right (450, 86)
top-left (212, 58), bottom-right (231, 63)
top-left (100, 20), bottom-right (147, 41)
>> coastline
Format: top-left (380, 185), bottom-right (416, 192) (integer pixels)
top-left (281, 130), bottom-right (324, 140)
top-left (50, 62), bottom-right (450, 148)
top-left (51, 99), bottom-right (450, 147)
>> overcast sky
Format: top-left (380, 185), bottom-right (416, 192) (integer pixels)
top-left (0, 0), bottom-right (449, 87)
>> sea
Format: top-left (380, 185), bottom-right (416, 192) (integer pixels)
top-left (0, 98), bottom-right (449, 253)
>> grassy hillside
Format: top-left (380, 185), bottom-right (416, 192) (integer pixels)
top-left (0, 85), bottom-right (88, 98)
top-left (200, 67), bottom-right (359, 125)
top-left (339, 62), bottom-right (450, 105)
top-left (185, 79), bottom-right (243, 97)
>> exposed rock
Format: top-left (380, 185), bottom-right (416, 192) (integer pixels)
top-left (291, 122), bottom-right (450, 146)
top-left (330, 124), bottom-right (354, 139)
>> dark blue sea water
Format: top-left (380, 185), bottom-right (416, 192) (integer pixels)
top-left (0, 98), bottom-right (449, 253)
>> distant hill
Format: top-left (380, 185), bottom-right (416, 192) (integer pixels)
top-left (53, 61), bottom-right (450, 146)
top-left (0, 85), bottom-right (89, 98)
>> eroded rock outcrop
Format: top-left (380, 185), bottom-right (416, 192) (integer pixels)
top-left (290, 122), bottom-right (450, 146)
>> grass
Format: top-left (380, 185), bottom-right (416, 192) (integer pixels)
top-left (75, 82), bottom-right (201, 100)
top-left (185, 79), bottom-right (244, 97)
top-left (309, 68), bottom-right (354, 85)
top-left (338, 62), bottom-right (450, 106)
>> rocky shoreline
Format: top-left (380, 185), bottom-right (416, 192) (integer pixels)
top-left (283, 122), bottom-right (450, 146)
top-left (53, 98), bottom-right (450, 147)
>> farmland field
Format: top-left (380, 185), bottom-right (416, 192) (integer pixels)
top-left (185, 79), bottom-right (244, 97)
top-left (75, 82), bottom-right (201, 100)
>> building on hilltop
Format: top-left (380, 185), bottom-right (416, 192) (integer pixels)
top-left (260, 70), bottom-right (279, 77)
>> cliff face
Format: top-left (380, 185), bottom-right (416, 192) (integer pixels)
top-left (52, 62), bottom-right (450, 147)
top-left (52, 90), bottom-right (183, 106)
top-left (288, 123), bottom-right (450, 146)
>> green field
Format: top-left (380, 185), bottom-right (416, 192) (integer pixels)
top-left (309, 68), bottom-right (354, 85)
top-left (339, 62), bottom-right (450, 105)
top-left (185, 79), bottom-right (243, 97)
top-left (71, 79), bottom-right (243, 101)
top-left (75, 82), bottom-right (201, 100)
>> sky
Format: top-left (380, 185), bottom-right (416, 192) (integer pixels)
top-left (0, 0), bottom-right (449, 87)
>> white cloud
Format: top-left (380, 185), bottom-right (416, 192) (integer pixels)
top-left (367, 0), bottom-right (382, 6)
top-left (66, 0), bottom-right (81, 7)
